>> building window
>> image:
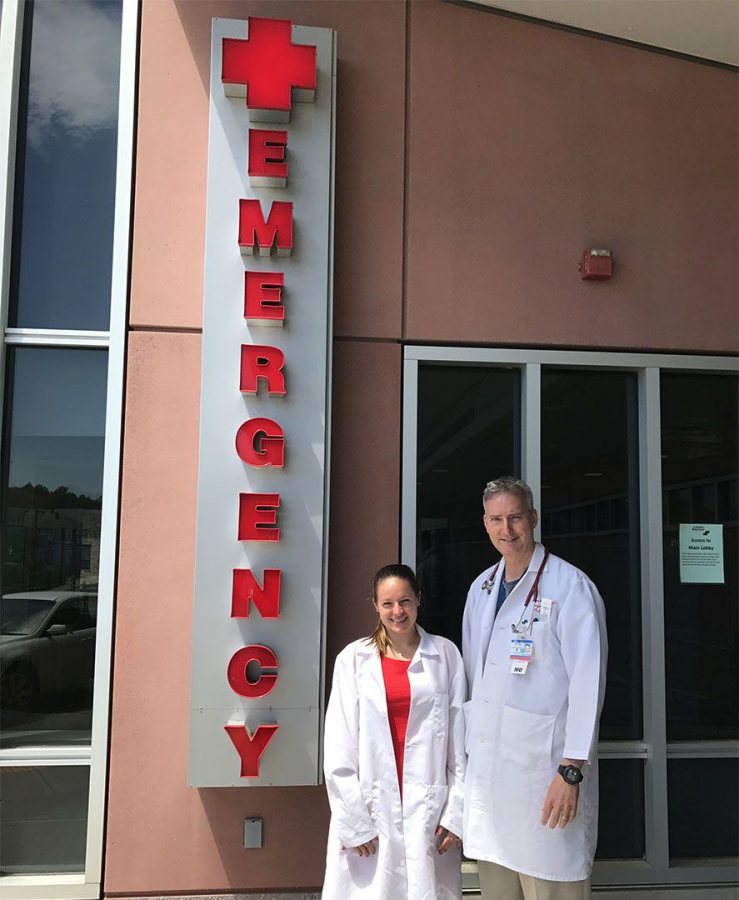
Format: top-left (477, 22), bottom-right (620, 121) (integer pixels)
top-left (0, 0), bottom-right (135, 896)
top-left (9, 0), bottom-right (121, 331)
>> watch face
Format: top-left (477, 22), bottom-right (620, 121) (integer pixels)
top-left (565, 766), bottom-right (582, 784)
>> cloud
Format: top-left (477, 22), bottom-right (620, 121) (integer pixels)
top-left (26, 0), bottom-right (121, 148)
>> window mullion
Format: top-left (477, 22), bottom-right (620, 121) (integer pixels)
top-left (522, 362), bottom-right (541, 539)
top-left (4, 329), bottom-right (110, 348)
top-left (83, 0), bottom-right (140, 885)
top-left (401, 353), bottom-right (419, 565)
top-left (0, 0), bottom-right (25, 447)
top-left (638, 366), bottom-right (670, 873)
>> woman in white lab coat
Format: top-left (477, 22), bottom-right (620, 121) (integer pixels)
top-left (322, 564), bottom-right (466, 900)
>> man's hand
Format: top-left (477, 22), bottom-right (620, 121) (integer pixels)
top-left (540, 774), bottom-right (579, 829)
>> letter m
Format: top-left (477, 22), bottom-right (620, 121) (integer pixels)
top-left (239, 199), bottom-right (293, 257)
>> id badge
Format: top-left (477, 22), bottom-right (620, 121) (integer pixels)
top-left (510, 638), bottom-right (533, 659)
top-left (511, 659), bottom-right (529, 675)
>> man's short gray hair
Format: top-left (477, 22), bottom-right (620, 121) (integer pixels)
top-left (482, 476), bottom-right (535, 512)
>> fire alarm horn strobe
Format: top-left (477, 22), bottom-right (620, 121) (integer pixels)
top-left (580, 248), bottom-right (613, 280)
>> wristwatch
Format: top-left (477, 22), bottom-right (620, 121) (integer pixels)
top-left (558, 764), bottom-right (583, 785)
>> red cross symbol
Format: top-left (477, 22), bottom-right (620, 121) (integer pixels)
top-left (222, 18), bottom-right (316, 123)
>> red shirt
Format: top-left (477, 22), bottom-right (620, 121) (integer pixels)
top-left (381, 656), bottom-right (412, 794)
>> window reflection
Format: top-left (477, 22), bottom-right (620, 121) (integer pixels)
top-left (596, 759), bottom-right (645, 860)
top-left (416, 365), bottom-right (519, 648)
top-left (9, 0), bottom-right (122, 329)
top-left (668, 758), bottom-right (739, 860)
top-left (540, 370), bottom-right (642, 742)
top-left (0, 766), bottom-right (90, 874)
top-left (0, 348), bottom-right (107, 747)
top-left (662, 373), bottom-right (738, 741)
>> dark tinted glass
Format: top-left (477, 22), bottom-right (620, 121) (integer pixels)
top-left (416, 365), bottom-right (519, 648)
top-left (668, 758), bottom-right (739, 860)
top-left (0, 348), bottom-right (106, 748)
top-left (541, 370), bottom-right (641, 741)
top-left (0, 766), bottom-right (90, 873)
top-left (595, 758), bottom-right (645, 859)
top-left (661, 373), bottom-right (738, 741)
top-left (9, 0), bottom-right (122, 329)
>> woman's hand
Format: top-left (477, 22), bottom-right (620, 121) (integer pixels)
top-left (435, 827), bottom-right (462, 854)
top-left (348, 838), bottom-right (378, 857)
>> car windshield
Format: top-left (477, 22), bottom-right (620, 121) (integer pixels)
top-left (0, 597), bottom-right (54, 635)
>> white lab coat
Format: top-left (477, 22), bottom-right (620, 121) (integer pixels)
top-left (462, 543), bottom-right (607, 882)
top-left (322, 627), bottom-right (466, 900)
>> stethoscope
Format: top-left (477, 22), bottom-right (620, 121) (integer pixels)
top-left (481, 549), bottom-right (550, 637)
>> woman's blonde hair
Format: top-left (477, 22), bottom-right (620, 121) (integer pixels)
top-left (367, 563), bottom-right (421, 656)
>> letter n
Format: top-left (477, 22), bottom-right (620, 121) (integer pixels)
top-left (232, 569), bottom-right (281, 618)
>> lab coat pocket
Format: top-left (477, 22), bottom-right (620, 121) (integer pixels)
top-left (499, 705), bottom-right (555, 770)
top-left (343, 843), bottom-right (379, 888)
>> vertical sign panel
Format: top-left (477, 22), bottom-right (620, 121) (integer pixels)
top-left (189, 18), bottom-right (335, 787)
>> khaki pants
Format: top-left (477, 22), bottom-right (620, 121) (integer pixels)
top-left (478, 860), bottom-right (591, 900)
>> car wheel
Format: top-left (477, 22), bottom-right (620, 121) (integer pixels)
top-left (1, 663), bottom-right (39, 711)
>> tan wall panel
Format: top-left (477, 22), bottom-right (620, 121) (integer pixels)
top-left (405, 2), bottom-right (738, 352)
top-left (131, 0), bottom-right (406, 339)
top-left (326, 339), bottom-right (403, 672)
top-left (106, 331), bottom-right (330, 893)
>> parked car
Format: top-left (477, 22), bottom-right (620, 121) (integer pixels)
top-left (0, 591), bottom-right (97, 711)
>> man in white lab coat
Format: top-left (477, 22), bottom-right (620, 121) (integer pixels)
top-left (462, 476), bottom-right (607, 900)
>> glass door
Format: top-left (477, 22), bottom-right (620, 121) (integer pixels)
top-left (540, 368), bottom-right (644, 861)
top-left (403, 347), bottom-right (738, 894)
top-left (660, 372), bottom-right (738, 864)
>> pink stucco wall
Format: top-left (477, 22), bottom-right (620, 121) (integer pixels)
top-left (404, 3), bottom-right (737, 351)
top-left (128, 0), bottom-right (407, 338)
top-left (107, 0), bottom-right (737, 895)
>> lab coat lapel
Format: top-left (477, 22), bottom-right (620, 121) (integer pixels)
top-left (410, 625), bottom-right (438, 665)
top-left (477, 563), bottom-right (504, 681)
top-left (484, 544), bottom-right (547, 664)
top-left (356, 638), bottom-right (385, 696)
top-left (499, 542), bottom-right (547, 612)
